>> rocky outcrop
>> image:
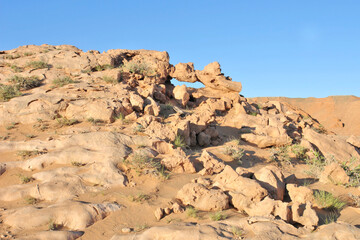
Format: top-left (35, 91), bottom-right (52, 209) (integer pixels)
top-left (176, 183), bottom-right (229, 211)
top-left (171, 62), bottom-right (242, 93)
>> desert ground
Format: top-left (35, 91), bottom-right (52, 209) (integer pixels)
top-left (0, 44), bottom-right (359, 240)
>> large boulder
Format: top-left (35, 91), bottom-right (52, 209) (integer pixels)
top-left (286, 184), bottom-right (314, 204)
top-left (176, 183), bottom-right (229, 211)
top-left (198, 150), bottom-right (225, 175)
top-left (254, 166), bottom-right (285, 201)
top-left (319, 162), bottom-right (350, 185)
top-left (173, 85), bottom-right (190, 107)
top-left (213, 166), bottom-right (268, 212)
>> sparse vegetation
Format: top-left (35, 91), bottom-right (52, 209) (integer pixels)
top-left (270, 145), bottom-right (292, 166)
top-left (24, 52), bottom-right (34, 56)
top-left (160, 104), bottom-right (175, 118)
top-left (312, 124), bottom-right (327, 134)
top-left (17, 150), bottom-right (44, 159)
top-left (4, 54), bottom-right (21, 59)
top-left (130, 151), bottom-right (161, 170)
top-left (209, 211), bottom-right (227, 221)
top-left (341, 156), bottom-right (360, 187)
top-left (224, 145), bottom-right (245, 163)
top-left (8, 75), bottom-right (42, 90)
top-left (173, 134), bottom-right (186, 148)
top-left (133, 124), bottom-right (144, 133)
top-left (56, 117), bottom-right (79, 127)
top-left (291, 144), bottom-right (307, 160)
top-left (121, 61), bottom-right (154, 76)
top-left (87, 117), bottom-right (104, 125)
top-left (0, 84), bottom-right (21, 101)
top-left (11, 65), bottom-right (23, 72)
top-left (93, 64), bottom-right (114, 72)
top-left (26, 61), bottom-right (48, 69)
top-left (248, 111), bottom-right (258, 116)
top-left (25, 134), bottom-right (36, 139)
top-left (52, 76), bottom-right (74, 87)
top-left (186, 206), bottom-right (198, 218)
top-left (129, 193), bottom-right (150, 203)
top-left (5, 122), bottom-right (17, 130)
top-left (25, 196), bottom-right (38, 205)
top-left (48, 219), bottom-right (61, 231)
top-left (304, 150), bottom-right (326, 177)
top-left (71, 161), bottom-right (85, 167)
top-left (231, 226), bottom-right (245, 239)
top-left (322, 211), bottom-right (339, 225)
top-left (314, 190), bottom-right (346, 211)
top-left (18, 174), bottom-right (35, 184)
top-left (103, 76), bottom-right (119, 84)
top-left (135, 223), bottom-right (149, 232)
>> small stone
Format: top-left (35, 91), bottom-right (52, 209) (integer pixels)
top-left (122, 227), bottom-right (132, 233)
top-left (172, 202), bottom-right (184, 214)
top-left (164, 207), bottom-right (171, 215)
top-left (154, 207), bottom-right (164, 221)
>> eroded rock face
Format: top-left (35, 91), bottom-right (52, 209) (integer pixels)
top-left (171, 62), bottom-right (242, 93)
top-left (3, 201), bottom-right (121, 230)
top-left (198, 150), bottom-right (225, 175)
top-left (319, 162), bottom-right (350, 185)
top-left (176, 183), bottom-right (229, 211)
top-left (254, 166), bottom-right (285, 201)
top-left (213, 166), bottom-right (268, 212)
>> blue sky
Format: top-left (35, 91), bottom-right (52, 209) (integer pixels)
top-left (1, 0), bottom-right (359, 98)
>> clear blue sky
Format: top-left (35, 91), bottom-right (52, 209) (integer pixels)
top-left (1, 0), bottom-right (359, 98)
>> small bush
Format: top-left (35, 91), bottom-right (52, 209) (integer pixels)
top-left (87, 117), bottom-right (104, 125)
top-left (133, 124), bottom-right (144, 133)
top-left (131, 151), bottom-right (161, 170)
top-left (121, 61), bottom-right (154, 76)
top-left (160, 104), bottom-right (175, 118)
top-left (186, 206), bottom-right (198, 218)
top-left (93, 64), bottom-right (114, 72)
top-left (25, 196), bottom-right (38, 205)
top-left (304, 150), bottom-right (326, 177)
top-left (314, 190), bottom-right (346, 211)
top-left (24, 52), bottom-right (34, 56)
top-left (173, 134), bottom-right (186, 148)
top-left (8, 75), bottom-right (42, 90)
top-left (18, 175), bottom-right (35, 184)
top-left (209, 211), bottom-right (227, 221)
top-left (48, 219), bottom-right (61, 231)
top-left (71, 161), bottom-right (85, 167)
top-left (17, 150), bottom-right (44, 159)
top-left (56, 117), bottom-right (79, 127)
top-left (103, 76), bottom-right (119, 84)
top-left (312, 124), bottom-right (327, 134)
top-left (231, 226), bottom-right (245, 239)
top-left (322, 211), bottom-right (339, 225)
top-left (5, 122), bottom-right (17, 130)
top-left (52, 76), bottom-right (74, 87)
top-left (4, 54), bottom-right (21, 59)
top-left (26, 61), bottom-right (48, 69)
top-left (11, 65), bottom-right (23, 72)
top-left (341, 156), bottom-right (360, 187)
top-left (224, 146), bottom-right (245, 163)
top-left (129, 193), bottom-right (150, 203)
top-left (0, 84), bottom-right (21, 101)
top-left (291, 144), bottom-right (307, 160)
top-left (247, 112), bottom-right (258, 116)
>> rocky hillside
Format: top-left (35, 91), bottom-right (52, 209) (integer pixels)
top-left (0, 44), bottom-right (359, 240)
top-left (252, 96), bottom-right (360, 137)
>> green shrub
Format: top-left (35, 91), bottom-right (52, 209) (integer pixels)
top-left (209, 211), bottom-right (227, 221)
top-left (160, 104), bottom-right (175, 118)
top-left (18, 174), bottom-right (35, 184)
top-left (52, 76), bottom-right (74, 87)
top-left (11, 65), bottom-right (23, 73)
top-left (17, 150), bottom-right (43, 159)
top-left (231, 226), bottom-right (245, 239)
top-left (56, 117), bottom-right (79, 127)
top-left (173, 134), bottom-right (186, 148)
top-left (93, 64), bottom-right (114, 72)
top-left (224, 145), bottom-right (245, 163)
top-left (103, 76), bottom-right (119, 84)
top-left (341, 156), bottom-right (360, 187)
top-left (186, 206), bottom-right (198, 218)
top-left (26, 61), bottom-right (48, 69)
top-left (314, 190), bottom-right (346, 211)
top-left (291, 144), bottom-right (307, 160)
top-left (247, 112), bottom-right (258, 116)
top-left (121, 62), bottom-right (154, 76)
top-left (8, 75), bottom-right (42, 90)
top-left (129, 193), bottom-right (150, 203)
top-left (24, 52), bottom-right (34, 56)
top-left (0, 84), bottom-right (21, 101)
top-left (131, 151), bottom-right (161, 170)
top-left (25, 196), bottom-right (38, 205)
top-left (4, 54), bottom-right (21, 59)
top-left (304, 150), bottom-right (326, 177)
